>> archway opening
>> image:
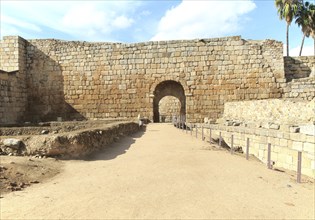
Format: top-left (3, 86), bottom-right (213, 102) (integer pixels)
top-left (153, 80), bottom-right (186, 123)
top-left (158, 96), bottom-right (181, 123)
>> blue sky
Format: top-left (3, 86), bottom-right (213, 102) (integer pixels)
top-left (1, 0), bottom-right (314, 56)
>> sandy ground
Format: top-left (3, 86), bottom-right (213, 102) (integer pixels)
top-left (0, 123), bottom-right (314, 219)
top-left (0, 156), bottom-right (63, 194)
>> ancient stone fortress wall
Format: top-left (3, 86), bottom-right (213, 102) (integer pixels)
top-left (1, 36), bottom-right (314, 125)
top-left (0, 36), bottom-right (27, 124)
top-left (0, 35), bottom-right (287, 124)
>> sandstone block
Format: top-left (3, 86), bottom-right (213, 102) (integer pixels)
top-left (292, 141), bottom-right (303, 151)
top-left (303, 142), bottom-right (315, 153)
top-left (300, 125), bottom-right (315, 136)
top-left (2, 138), bottom-right (22, 150)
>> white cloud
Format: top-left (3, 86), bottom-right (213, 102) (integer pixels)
top-left (283, 44), bottom-right (315, 57)
top-left (140, 10), bottom-right (151, 17)
top-left (0, 1), bottom-right (141, 41)
top-left (112, 16), bottom-right (134, 29)
top-left (1, 15), bottom-right (41, 32)
top-left (289, 45), bottom-right (314, 56)
top-left (151, 0), bottom-right (256, 41)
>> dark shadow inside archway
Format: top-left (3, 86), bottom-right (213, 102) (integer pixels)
top-left (153, 80), bottom-right (186, 123)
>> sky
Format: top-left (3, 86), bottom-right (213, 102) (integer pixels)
top-left (1, 0), bottom-right (314, 56)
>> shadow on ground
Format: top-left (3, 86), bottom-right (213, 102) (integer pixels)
top-left (84, 126), bottom-right (147, 161)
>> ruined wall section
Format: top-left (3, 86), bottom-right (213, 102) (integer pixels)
top-left (284, 56), bottom-right (315, 81)
top-left (281, 56), bottom-right (315, 101)
top-left (0, 36), bottom-right (27, 124)
top-left (25, 36), bottom-right (285, 123)
top-left (283, 78), bottom-right (315, 101)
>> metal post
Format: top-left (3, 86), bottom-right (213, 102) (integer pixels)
top-left (209, 127), bottom-right (212, 144)
top-left (230, 134), bottom-right (234, 154)
top-left (219, 132), bottom-right (222, 147)
top-left (202, 126), bottom-right (204, 141)
top-left (190, 123), bottom-right (192, 136)
top-left (185, 122), bottom-right (187, 134)
top-left (297, 151), bottom-right (302, 183)
top-left (246, 138), bottom-right (249, 160)
top-left (195, 124), bottom-right (198, 138)
top-left (267, 143), bottom-right (271, 169)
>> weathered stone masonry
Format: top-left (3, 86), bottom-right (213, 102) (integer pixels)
top-left (0, 35), bottom-right (314, 124)
top-left (0, 37), bottom-right (27, 124)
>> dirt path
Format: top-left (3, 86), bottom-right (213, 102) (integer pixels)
top-left (1, 124), bottom-right (314, 219)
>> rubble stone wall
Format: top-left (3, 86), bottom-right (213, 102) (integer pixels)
top-left (22, 36), bottom-right (285, 123)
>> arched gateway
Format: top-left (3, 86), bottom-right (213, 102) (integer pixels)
top-left (153, 80), bottom-right (186, 123)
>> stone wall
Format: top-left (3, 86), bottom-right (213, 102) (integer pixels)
top-left (282, 77), bottom-right (315, 101)
top-left (197, 124), bottom-right (315, 178)
top-left (159, 96), bottom-right (181, 122)
top-left (221, 99), bottom-right (315, 126)
top-left (284, 56), bottom-right (315, 82)
top-left (210, 98), bottom-right (315, 178)
top-left (4, 36), bottom-right (315, 124)
top-left (20, 36), bottom-right (285, 123)
top-left (282, 56), bottom-right (315, 101)
top-left (0, 36), bottom-right (27, 124)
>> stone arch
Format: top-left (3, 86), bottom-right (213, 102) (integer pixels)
top-left (153, 80), bottom-right (186, 123)
top-left (150, 77), bottom-right (189, 95)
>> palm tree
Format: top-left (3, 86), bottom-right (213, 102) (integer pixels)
top-left (295, 1), bottom-right (311, 55)
top-left (275, 0), bottom-right (302, 56)
top-left (308, 3), bottom-right (315, 55)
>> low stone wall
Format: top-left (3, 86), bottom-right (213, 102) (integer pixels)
top-left (221, 99), bottom-right (315, 126)
top-left (284, 56), bottom-right (315, 81)
top-left (0, 121), bottom-right (140, 159)
top-left (200, 124), bottom-right (315, 178)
